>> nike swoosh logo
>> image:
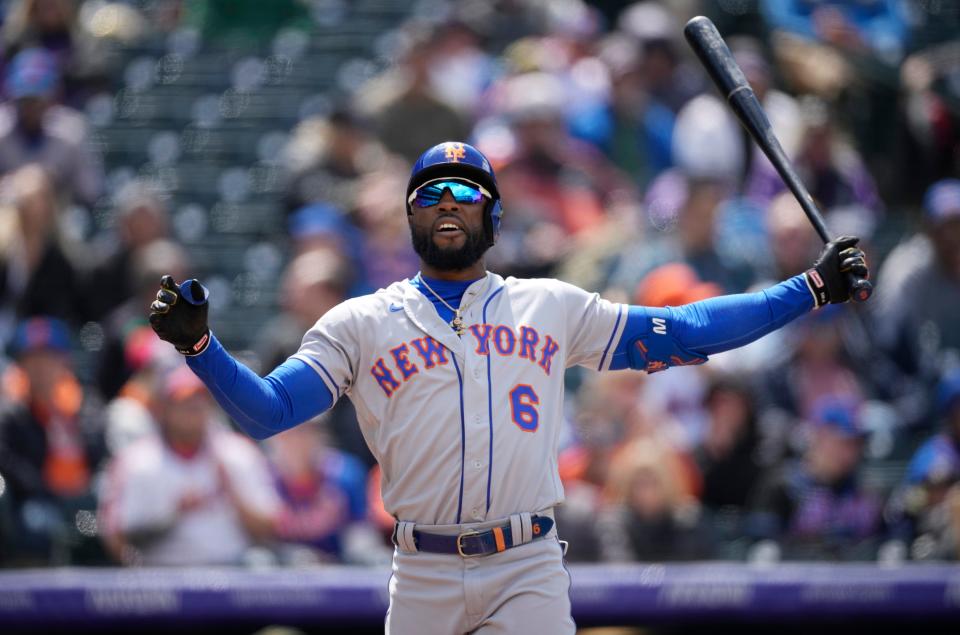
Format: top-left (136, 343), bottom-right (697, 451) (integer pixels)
top-left (389, 303), bottom-right (403, 312)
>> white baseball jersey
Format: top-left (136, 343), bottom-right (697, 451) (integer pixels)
top-left (292, 272), bottom-right (627, 525)
top-left (98, 426), bottom-right (281, 566)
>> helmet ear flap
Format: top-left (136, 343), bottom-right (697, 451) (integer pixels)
top-left (485, 199), bottom-right (503, 247)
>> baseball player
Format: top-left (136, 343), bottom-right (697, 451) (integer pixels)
top-left (149, 141), bottom-right (869, 633)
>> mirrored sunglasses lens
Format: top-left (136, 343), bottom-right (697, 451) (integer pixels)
top-left (413, 187), bottom-right (442, 207)
top-left (446, 183), bottom-right (484, 203)
top-left (412, 182), bottom-right (483, 207)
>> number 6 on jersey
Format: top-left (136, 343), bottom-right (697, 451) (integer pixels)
top-left (510, 384), bottom-right (540, 431)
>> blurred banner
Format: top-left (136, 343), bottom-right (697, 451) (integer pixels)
top-left (0, 563), bottom-right (958, 630)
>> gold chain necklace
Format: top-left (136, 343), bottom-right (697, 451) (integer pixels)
top-left (417, 274), bottom-right (488, 336)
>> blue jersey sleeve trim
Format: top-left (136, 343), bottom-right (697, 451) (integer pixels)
top-left (290, 353), bottom-right (341, 399)
top-left (313, 360), bottom-right (340, 399)
top-left (598, 303), bottom-right (624, 371)
top-left (185, 334), bottom-right (335, 439)
top-left (317, 362), bottom-right (339, 400)
top-left (609, 275), bottom-right (814, 372)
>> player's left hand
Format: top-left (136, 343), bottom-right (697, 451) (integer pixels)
top-left (805, 236), bottom-right (869, 307)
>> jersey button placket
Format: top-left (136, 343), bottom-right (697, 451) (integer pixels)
top-left (460, 316), bottom-right (491, 524)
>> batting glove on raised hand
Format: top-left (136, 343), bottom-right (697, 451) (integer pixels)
top-left (804, 236), bottom-right (870, 307)
top-left (148, 275), bottom-right (211, 355)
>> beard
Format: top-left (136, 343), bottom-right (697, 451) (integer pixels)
top-left (410, 221), bottom-right (490, 271)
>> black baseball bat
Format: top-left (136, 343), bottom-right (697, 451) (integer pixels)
top-left (683, 16), bottom-right (872, 302)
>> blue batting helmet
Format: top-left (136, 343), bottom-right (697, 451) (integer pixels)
top-left (406, 141), bottom-right (503, 246)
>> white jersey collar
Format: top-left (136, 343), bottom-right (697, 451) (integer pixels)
top-left (398, 272), bottom-right (504, 354)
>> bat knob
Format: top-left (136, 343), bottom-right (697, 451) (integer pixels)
top-left (848, 276), bottom-right (873, 303)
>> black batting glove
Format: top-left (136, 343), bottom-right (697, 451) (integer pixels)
top-left (148, 275), bottom-right (211, 355)
top-left (804, 236), bottom-right (869, 307)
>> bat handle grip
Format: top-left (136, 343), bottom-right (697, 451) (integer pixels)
top-left (847, 274), bottom-right (872, 303)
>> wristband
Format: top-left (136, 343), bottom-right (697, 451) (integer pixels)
top-left (176, 329), bottom-right (211, 356)
top-left (803, 268), bottom-right (829, 308)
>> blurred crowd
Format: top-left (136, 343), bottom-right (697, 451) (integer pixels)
top-left (0, 0), bottom-right (958, 569)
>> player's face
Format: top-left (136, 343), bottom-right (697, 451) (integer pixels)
top-left (409, 185), bottom-right (489, 271)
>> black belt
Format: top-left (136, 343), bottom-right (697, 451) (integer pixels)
top-left (400, 515), bottom-right (554, 557)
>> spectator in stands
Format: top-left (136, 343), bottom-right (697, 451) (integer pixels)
top-left (694, 375), bottom-right (765, 513)
top-left (491, 70), bottom-right (638, 277)
top-left (424, 17), bottom-right (496, 119)
top-left (897, 12), bottom-right (960, 199)
top-left (607, 177), bottom-right (755, 296)
top-left (567, 32), bottom-right (674, 191)
top-left (287, 201), bottom-right (357, 258)
top-left (704, 193), bottom-right (821, 376)
top-left (873, 179), bottom-right (960, 395)
top-left (0, 164), bottom-right (83, 343)
top-left (286, 202), bottom-right (373, 296)
top-left (622, 264), bottom-right (721, 450)
top-left (747, 397), bottom-right (882, 560)
top-left (101, 328), bottom-right (179, 456)
top-left (760, 304), bottom-right (866, 426)
top-left (791, 96), bottom-right (882, 214)
top-left (761, 0), bottom-right (909, 68)
top-left (265, 420), bottom-right (388, 565)
top-left (1, 0), bottom-right (110, 105)
top-left (886, 369), bottom-right (960, 561)
top-left (0, 48), bottom-right (103, 206)
top-left (282, 106), bottom-right (394, 215)
top-left (555, 371), bottom-right (651, 562)
top-left (94, 239), bottom-right (189, 400)
top-left (760, 0), bottom-right (908, 184)
top-left (597, 438), bottom-right (714, 562)
top-left (765, 191), bottom-right (822, 281)
top-left (98, 366), bottom-right (280, 566)
top-left (728, 42), bottom-right (803, 206)
top-left (83, 180), bottom-right (170, 322)
top-left (616, 2), bottom-right (701, 113)
top-left (0, 316), bottom-right (106, 565)
top-left (633, 262), bottom-right (723, 311)
top-left (352, 166), bottom-right (421, 292)
top-left (254, 247), bottom-right (351, 370)
top-left (358, 23), bottom-right (470, 163)
top-left (690, 373), bottom-right (771, 558)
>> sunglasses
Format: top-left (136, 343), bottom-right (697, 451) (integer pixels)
top-left (408, 178), bottom-right (492, 208)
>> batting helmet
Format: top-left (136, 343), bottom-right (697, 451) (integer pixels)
top-left (406, 141), bottom-right (503, 246)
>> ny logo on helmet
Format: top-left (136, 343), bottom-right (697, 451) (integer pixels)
top-left (444, 142), bottom-right (466, 163)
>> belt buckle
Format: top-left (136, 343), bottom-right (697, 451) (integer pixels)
top-left (456, 529), bottom-right (482, 557)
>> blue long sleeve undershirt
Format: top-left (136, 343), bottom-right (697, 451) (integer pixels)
top-left (607, 273), bottom-right (814, 370)
top-left (184, 274), bottom-right (813, 440)
top-left (186, 335), bottom-right (333, 440)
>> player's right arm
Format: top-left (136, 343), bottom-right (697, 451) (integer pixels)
top-left (148, 276), bottom-right (334, 439)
